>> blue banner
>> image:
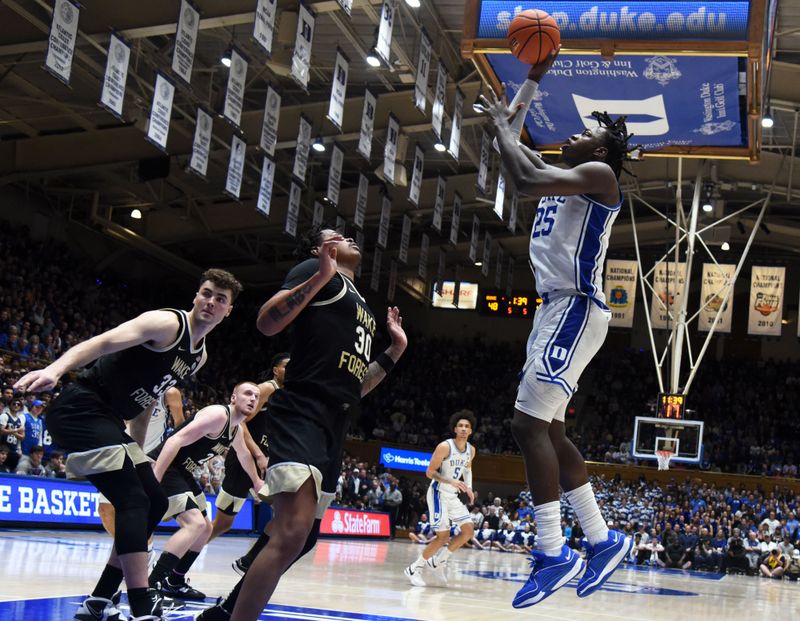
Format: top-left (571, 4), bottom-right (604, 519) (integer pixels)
top-left (477, 2), bottom-right (751, 41)
top-left (379, 447), bottom-right (431, 472)
top-left (487, 53), bottom-right (745, 149)
top-left (0, 473), bottom-right (254, 530)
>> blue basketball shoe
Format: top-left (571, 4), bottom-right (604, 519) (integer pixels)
top-left (576, 530), bottom-right (633, 597)
top-left (512, 545), bottom-right (585, 608)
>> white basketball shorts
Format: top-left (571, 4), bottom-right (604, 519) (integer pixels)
top-left (515, 294), bottom-right (610, 423)
top-left (427, 483), bottom-right (471, 531)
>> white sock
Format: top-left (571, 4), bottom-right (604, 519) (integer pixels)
top-left (564, 483), bottom-right (609, 546)
top-left (411, 555), bottom-right (426, 569)
top-left (533, 501), bottom-right (563, 556)
top-left (439, 548), bottom-right (452, 562)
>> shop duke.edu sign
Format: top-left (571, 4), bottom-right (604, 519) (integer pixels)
top-left (380, 447), bottom-right (430, 472)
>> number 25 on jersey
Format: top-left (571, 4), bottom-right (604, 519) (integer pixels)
top-left (532, 204), bottom-right (558, 238)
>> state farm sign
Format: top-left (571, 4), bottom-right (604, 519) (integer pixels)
top-left (320, 507), bottom-right (391, 538)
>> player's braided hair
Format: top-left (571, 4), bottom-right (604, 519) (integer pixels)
top-left (591, 111), bottom-right (642, 178)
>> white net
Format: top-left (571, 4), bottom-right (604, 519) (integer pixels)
top-left (656, 450), bottom-right (674, 471)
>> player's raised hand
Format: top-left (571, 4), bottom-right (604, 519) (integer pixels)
top-left (527, 45), bottom-right (561, 83)
top-left (14, 367), bottom-right (59, 393)
top-left (386, 306), bottom-right (407, 352)
top-left (478, 88), bottom-right (516, 127)
top-left (317, 236), bottom-right (343, 282)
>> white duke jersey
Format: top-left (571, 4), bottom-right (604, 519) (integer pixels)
top-left (142, 394), bottom-right (170, 454)
top-left (529, 191), bottom-right (622, 308)
top-left (432, 439), bottom-right (473, 494)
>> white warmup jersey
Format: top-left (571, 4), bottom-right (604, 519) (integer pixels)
top-left (427, 439), bottom-right (473, 530)
top-left (529, 192), bottom-right (622, 308)
top-left (143, 394), bottom-right (171, 454)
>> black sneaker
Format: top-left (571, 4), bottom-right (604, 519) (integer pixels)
top-left (160, 577), bottom-right (207, 601)
top-left (196, 600), bottom-right (231, 620)
top-left (232, 556), bottom-right (250, 576)
top-left (74, 591), bottom-right (123, 621)
top-left (128, 588), bottom-right (163, 621)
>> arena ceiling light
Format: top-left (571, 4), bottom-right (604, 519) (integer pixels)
top-left (220, 49), bottom-right (232, 68)
top-left (761, 113), bottom-right (774, 128)
top-left (404, 0), bottom-right (421, 7)
top-left (312, 135), bottom-right (326, 153)
top-left (702, 201), bottom-right (713, 213)
top-left (365, 48), bottom-right (381, 68)
top-left (433, 141), bottom-right (447, 152)
top-left (130, 209), bottom-right (142, 220)
top-left (721, 241), bottom-right (730, 251)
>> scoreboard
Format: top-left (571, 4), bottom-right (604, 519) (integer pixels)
top-left (479, 291), bottom-right (542, 317)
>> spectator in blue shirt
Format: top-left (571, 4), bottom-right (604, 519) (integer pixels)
top-left (515, 500), bottom-right (533, 521)
top-left (21, 399), bottom-right (44, 455)
top-left (786, 512), bottom-right (799, 540)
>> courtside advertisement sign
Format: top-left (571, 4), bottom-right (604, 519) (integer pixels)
top-left (380, 447), bottom-right (431, 472)
top-left (0, 474), bottom-right (253, 530)
top-left (320, 508), bottom-right (391, 538)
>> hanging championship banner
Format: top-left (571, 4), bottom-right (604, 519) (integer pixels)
top-left (355, 173), bottom-right (368, 229)
top-left (223, 47), bottom-right (248, 129)
top-left (253, 0), bottom-right (278, 55)
top-left (224, 134), bottom-right (246, 200)
top-left (328, 48), bottom-right (349, 131)
top-left (477, 130), bottom-right (491, 194)
top-left (650, 261), bottom-right (688, 329)
top-left (357, 89), bottom-right (377, 162)
top-left (508, 190), bottom-right (518, 234)
top-left (371, 248), bottom-right (382, 293)
top-left (469, 215), bottom-right (480, 263)
top-left (388, 259), bottom-right (398, 302)
top-left (377, 195), bottom-right (392, 249)
top-left (355, 230), bottom-right (364, 277)
top-left (45, 0), bottom-right (80, 85)
top-left (698, 263), bottom-right (735, 333)
top-left (260, 84), bottom-right (281, 157)
top-left (506, 257), bottom-right (515, 297)
top-left (748, 266), bottom-right (785, 336)
top-left (482, 233), bottom-right (492, 278)
top-left (313, 201), bottom-right (324, 227)
top-left (432, 176), bottom-right (446, 234)
top-left (494, 173), bottom-right (506, 221)
top-left (418, 233), bottom-right (430, 281)
top-left (327, 143), bottom-right (344, 207)
top-left (449, 192), bottom-right (462, 246)
top-left (376, 0), bottom-right (394, 65)
top-left (384, 114), bottom-right (400, 185)
top-left (285, 182), bottom-right (302, 238)
top-left (431, 62), bottom-right (448, 142)
top-left (291, 4), bottom-right (315, 90)
top-left (409, 145), bottom-right (424, 207)
top-left (495, 246), bottom-right (505, 289)
top-left (448, 88), bottom-right (464, 160)
top-left (335, 215), bottom-right (346, 235)
top-left (436, 249), bottom-right (446, 295)
top-left (399, 214), bottom-right (411, 265)
top-left (172, 0), bottom-right (199, 84)
top-left (146, 73), bottom-right (175, 152)
top-left (336, 0), bottom-right (353, 16)
top-left (604, 259), bottom-right (638, 328)
top-left (256, 157), bottom-right (276, 218)
top-left (188, 107), bottom-right (213, 178)
top-left (293, 114), bottom-right (312, 182)
top-left (100, 33), bottom-right (131, 119)
top-left (414, 30), bottom-right (432, 114)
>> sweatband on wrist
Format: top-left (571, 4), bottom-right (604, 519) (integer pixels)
top-left (508, 78), bottom-right (539, 138)
top-left (375, 352), bottom-right (395, 374)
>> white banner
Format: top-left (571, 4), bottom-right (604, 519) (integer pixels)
top-left (45, 0), bottom-right (79, 85)
top-left (355, 174), bottom-right (368, 229)
top-left (286, 182), bottom-right (302, 238)
top-left (469, 215), bottom-right (480, 264)
top-left (477, 130), bottom-right (491, 194)
top-left (604, 259), bottom-right (638, 328)
top-left (225, 134), bottom-right (246, 199)
top-left (698, 263), bottom-right (735, 333)
top-left (260, 84), bottom-right (281, 157)
top-left (357, 89), bottom-right (377, 162)
top-left (494, 173), bottom-right (506, 221)
top-left (377, 195), bottom-right (391, 249)
top-left (172, 0), bottom-right (199, 84)
top-left (313, 200), bottom-right (324, 227)
top-left (146, 73), bottom-right (175, 152)
top-left (748, 266), bottom-right (785, 336)
top-left (419, 233), bottom-right (429, 281)
top-left (100, 33), bottom-right (131, 118)
top-left (431, 62), bottom-right (448, 142)
top-left (482, 233), bottom-right (492, 278)
top-left (495, 246), bottom-right (505, 289)
top-left (336, 0), bottom-right (353, 15)
top-left (253, 0), bottom-right (278, 55)
top-left (409, 145), bottom-right (424, 207)
top-left (508, 190), bottom-right (519, 234)
top-left (650, 261), bottom-right (688, 329)
top-left (449, 192), bottom-right (462, 246)
top-left (355, 230), bottom-right (364, 277)
top-left (371, 248), bottom-right (382, 293)
top-left (384, 114), bottom-right (400, 185)
top-left (327, 143), bottom-right (344, 207)
top-left (188, 108), bottom-right (213, 178)
top-left (414, 30), bottom-right (431, 114)
top-left (506, 258), bottom-right (514, 297)
top-left (256, 157), bottom-right (276, 218)
top-left (293, 115), bottom-right (312, 182)
top-left (399, 214), bottom-right (411, 264)
top-left (376, 0), bottom-right (394, 65)
top-left (388, 259), bottom-right (397, 302)
top-left (448, 88), bottom-right (464, 160)
top-left (436, 249), bottom-right (446, 294)
top-left (432, 176), bottom-right (446, 234)
top-left (291, 4), bottom-right (315, 90)
top-left (328, 48), bottom-right (349, 131)
top-left (223, 48), bottom-right (248, 128)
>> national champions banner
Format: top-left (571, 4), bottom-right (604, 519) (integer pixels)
top-left (748, 266), bottom-right (785, 336)
top-left (699, 263), bottom-right (735, 333)
top-left (650, 261), bottom-right (687, 329)
top-left (604, 259), bottom-right (637, 327)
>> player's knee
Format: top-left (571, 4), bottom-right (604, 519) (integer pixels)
top-left (436, 531), bottom-right (449, 541)
top-left (511, 412), bottom-right (547, 446)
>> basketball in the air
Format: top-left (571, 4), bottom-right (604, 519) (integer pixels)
top-left (507, 9), bottom-right (561, 65)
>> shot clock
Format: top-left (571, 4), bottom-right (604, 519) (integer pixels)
top-left (479, 290), bottom-right (542, 317)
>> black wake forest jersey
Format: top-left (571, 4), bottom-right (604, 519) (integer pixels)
top-left (280, 259), bottom-right (376, 407)
top-left (149, 405), bottom-right (236, 478)
top-left (78, 309), bottom-right (206, 420)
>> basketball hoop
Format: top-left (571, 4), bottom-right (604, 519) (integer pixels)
top-left (656, 449), bottom-right (674, 471)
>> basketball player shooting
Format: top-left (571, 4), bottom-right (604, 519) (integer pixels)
top-left (479, 52), bottom-right (635, 607)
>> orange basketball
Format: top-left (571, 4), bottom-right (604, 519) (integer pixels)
top-left (507, 9), bottom-right (561, 65)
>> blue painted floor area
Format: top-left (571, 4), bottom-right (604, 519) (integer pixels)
top-left (0, 597), bottom-right (422, 621)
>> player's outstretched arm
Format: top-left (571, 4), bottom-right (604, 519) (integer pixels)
top-left (152, 405), bottom-right (227, 481)
top-left (361, 306), bottom-right (407, 397)
top-left (14, 310), bottom-right (181, 393)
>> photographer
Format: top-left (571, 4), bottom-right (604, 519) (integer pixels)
top-left (759, 548), bottom-right (788, 579)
